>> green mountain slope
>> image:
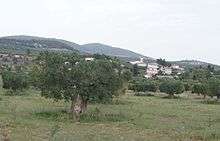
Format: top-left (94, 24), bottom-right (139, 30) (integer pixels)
top-left (0, 35), bottom-right (146, 59)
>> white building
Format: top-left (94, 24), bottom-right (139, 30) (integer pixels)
top-left (171, 65), bottom-right (180, 69)
top-left (145, 63), bottom-right (159, 78)
top-left (14, 55), bottom-right (21, 58)
top-left (160, 67), bottom-right (172, 75)
top-left (145, 63), bottom-right (185, 78)
top-left (130, 58), bottom-right (147, 67)
top-left (85, 57), bottom-right (94, 61)
top-left (171, 64), bottom-right (185, 75)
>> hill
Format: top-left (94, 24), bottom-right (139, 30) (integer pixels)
top-left (0, 35), bottom-right (146, 59)
top-left (0, 35), bottom-right (219, 69)
top-left (171, 60), bottom-right (220, 70)
top-left (0, 35), bottom-right (80, 53)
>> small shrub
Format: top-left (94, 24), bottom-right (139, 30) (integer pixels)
top-left (132, 80), bottom-right (158, 93)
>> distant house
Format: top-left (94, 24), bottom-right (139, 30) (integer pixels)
top-left (130, 58), bottom-right (147, 67)
top-left (145, 63), bottom-right (185, 79)
top-left (171, 65), bottom-right (180, 69)
top-left (64, 61), bottom-right (70, 65)
top-left (145, 63), bottom-right (159, 78)
top-left (0, 53), bottom-right (8, 58)
top-left (14, 55), bottom-right (21, 58)
top-left (171, 65), bottom-right (185, 75)
top-left (85, 57), bottom-right (94, 61)
top-left (0, 53), bottom-right (33, 70)
top-left (160, 67), bottom-right (172, 75)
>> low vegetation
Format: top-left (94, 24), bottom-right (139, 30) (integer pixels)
top-left (1, 89), bottom-right (220, 141)
top-left (2, 70), bottom-right (29, 95)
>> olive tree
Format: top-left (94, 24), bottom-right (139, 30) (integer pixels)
top-left (207, 78), bottom-right (220, 99)
top-left (32, 52), bottom-right (130, 121)
top-left (159, 81), bottom-right (185, 98)
top-left (192, 83), bottom-right (209, 98)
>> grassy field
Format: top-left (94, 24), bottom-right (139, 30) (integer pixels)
top-left (0, 86), bottom-right (220, 140)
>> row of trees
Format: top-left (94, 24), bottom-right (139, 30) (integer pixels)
top-left (130, 79), bottom-right (158, 93)
top-left (1, 52), bottom-right (131, 121)
top-left (129, 78), bottom-right (220, 99)
top-left (180, 67), bottom-right (220, 99)
top-left (192, 78), bottom-right (220, 99)
top-left (129, 79), bottom-right (184, 98)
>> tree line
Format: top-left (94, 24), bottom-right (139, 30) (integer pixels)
top-left (129, 67), bottom-right (220, 99)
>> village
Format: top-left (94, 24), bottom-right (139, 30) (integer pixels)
top-left (0, 53), bottom-right (32, 71)
top-left (130, 58), bottom-right (185, 78)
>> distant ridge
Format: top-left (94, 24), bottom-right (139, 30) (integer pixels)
top-left (0, 35), bottom-right (148, 59)
top-left (0, 35), bottom-right (219, 69)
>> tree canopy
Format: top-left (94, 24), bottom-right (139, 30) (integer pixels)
top-left (192, 83), bottom-right (209, 98)
top-left (32, 52), bottom-right (131, 120)
top-left (159, 81), bottom-right (184, 97)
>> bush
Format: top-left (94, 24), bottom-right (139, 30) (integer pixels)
top-left (128, 83), bottom-right (135, 91)
top-left (132, 80), bottom-right (158, 93)
top-left (143, 82), bottom-right (158, 92)
top-left (2, 70), bottom-right (29, 93)
top-left (159, 81), bottom-right (185, 97)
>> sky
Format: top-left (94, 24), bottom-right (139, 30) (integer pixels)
top-left (0, 0), bottom-right (220, 65)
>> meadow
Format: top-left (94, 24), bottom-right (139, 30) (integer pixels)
top-left (0, 84), bottom-right (220, 141)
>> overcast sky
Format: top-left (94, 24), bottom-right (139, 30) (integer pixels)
top-left (0, 0), bottom-right (219, 64)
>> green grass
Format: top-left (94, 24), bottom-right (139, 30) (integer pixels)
top-left (0, 88), bottom-right (220, 141)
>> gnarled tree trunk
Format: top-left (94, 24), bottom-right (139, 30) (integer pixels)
top-left (70, 95), bottom-right (88, 122)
